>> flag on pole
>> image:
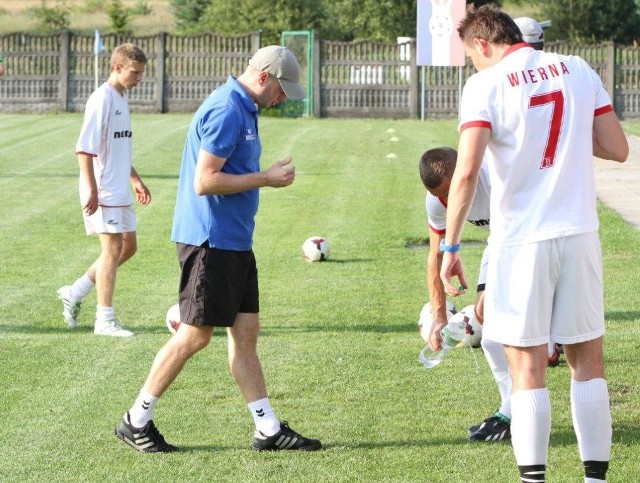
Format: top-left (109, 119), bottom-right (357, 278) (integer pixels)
top-left (416, 0), bottom-right (466, 66)
top-left (94, 30), bottom-right (104, 56)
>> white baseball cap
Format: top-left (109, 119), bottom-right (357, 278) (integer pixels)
top-left (249, 45), bottom-right (305, 100)
top-left (513, 17), bottom-right (544, 45)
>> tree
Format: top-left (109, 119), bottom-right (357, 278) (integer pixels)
top-left (533, 0), bottom-right (640, 44)
top-left (107, 0), bottom-right (131, 34)
top-left (199, 0), bottom-right (326, 45)
top-left (175, 0), bottom-right (503, 44)
top-left (170, 0), bottom-right (210, 34)
top-left (33, 0), bottom-right (70, 33)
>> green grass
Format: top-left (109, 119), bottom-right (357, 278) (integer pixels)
top-left (0, 114), bottom-right (638, 482)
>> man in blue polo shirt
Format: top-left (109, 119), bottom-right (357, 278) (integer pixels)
top-left (115, 45), bottom-right (322, 453)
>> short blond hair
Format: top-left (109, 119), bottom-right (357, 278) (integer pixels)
top-left (110, 43), bottom-right (147, 70)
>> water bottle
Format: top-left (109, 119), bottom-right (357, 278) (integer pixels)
top-left (418, 313), bottom-right (468, 369)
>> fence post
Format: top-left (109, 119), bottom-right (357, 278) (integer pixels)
top-left (605, 41), bottom-right (616, 114)
top-left (156, 32), bottom-right (166, 113)
top-left (409, 38), bottom-right (418, 119)
top-left (313, 35), bottom-right (321, 117)
top-left (252, 32), bottom-right (261, 52)
top-left (59, 30), bottom-right (71, 112)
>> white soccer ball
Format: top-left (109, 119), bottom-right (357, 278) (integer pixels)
top-left (302, 236), bottom-right (330, 262)
top-left (418, 300), bottom-right (457, 342)
top-left (459, 305), bottom-right (483, 347)
top-left (166, 303), bottom-right (181, 334)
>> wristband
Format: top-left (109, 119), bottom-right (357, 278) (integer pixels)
top-left (439, 240), bottom-right (461, 253)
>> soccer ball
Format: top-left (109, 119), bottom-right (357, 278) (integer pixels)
top-left (166, 303), bottom-right (181, 334)
top-left (302, 236), bottom-right (330, 262)
top-left (459, 305), bottom-right (483, 348)
top-left (418, 300), bottom-right (457, 342)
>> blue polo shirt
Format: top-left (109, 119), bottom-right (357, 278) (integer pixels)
top-left (171, 76), bottom-right (261, 250)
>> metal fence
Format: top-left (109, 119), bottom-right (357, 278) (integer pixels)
top-left (1, 31), bottom-right (639, 119)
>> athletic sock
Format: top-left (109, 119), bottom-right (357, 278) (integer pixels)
top-left (96, 305), bottom-right (115, 322)
top-left (511, 388), bottom-right (551, 468)
top-left (481, 338), bottom-right (512, 419)
top-left (128, 391), bottom-right (159, 428)
top-left (248, 397), bottom-right (280, 436)
top-left (571, 379), bottom-right (612, 469)
top-left (518, 464), bottom-right (546, 482)
top-left (71, 273), bottom-right (94, 301)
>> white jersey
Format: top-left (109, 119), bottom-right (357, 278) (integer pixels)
top-left (459, 44), bottom-right (613, 247)
top-left (76, 82), bottom-right (133, 207)
top-left (426, 160), bottom-right (491, 234)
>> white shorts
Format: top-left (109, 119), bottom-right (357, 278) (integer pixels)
top-left (84, 205), bottom-right (136, 235)
top-left (483, 231), bottom-right (604, 347)
top-left (477, 245), bottom-right (489, 291)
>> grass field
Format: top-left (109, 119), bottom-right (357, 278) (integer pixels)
top-left (0, 114), bottom-right (638, 482)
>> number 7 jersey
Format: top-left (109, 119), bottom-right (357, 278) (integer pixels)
top-left (458, 44), bottom-right (613, 247)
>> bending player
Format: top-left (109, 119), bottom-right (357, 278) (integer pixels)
top-left (419, 147), bottom-right (560, 442)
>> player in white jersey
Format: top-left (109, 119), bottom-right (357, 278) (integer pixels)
top-left (57, 44), bottom-right (150, 337)
top-left (420, 147), bottom-right (510, 440)
top-left (440, 5), bottom-right (628, 482)
top-left (420, 147), bottom-right (560, 443)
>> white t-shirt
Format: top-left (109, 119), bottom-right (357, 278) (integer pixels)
top-left (426, 160), bottom-right (491, 234)
top-left (459, 44), bottom-right (613, 247)
top-left (76, 82), bottom-right (133, 207)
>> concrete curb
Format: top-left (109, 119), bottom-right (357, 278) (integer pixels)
top-left (593, 135), bottom-right (639, 230)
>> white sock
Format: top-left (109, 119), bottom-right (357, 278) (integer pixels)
top-left (571, 378), bottom-right (612, 462)
top-left (128, 391), bottom-right (159, 428)
top-left (585, 478), bottom-right (606, 483)
top-left (248, 397), bottom-right (280, 436)
top-left (481, 338), bottom-right (512, 419)
top-left (96, 305), bottom-right (115, 322)
top-left (71, 273), bottom-right (94, 301)
top-left (511, 388), bottom-right (551, 466)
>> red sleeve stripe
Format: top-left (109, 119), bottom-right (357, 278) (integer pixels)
top-left (460, 120), bottom-right (491, 132)
top-left (76, 151), bottom-right (98, 157)
top-left (430, 225), bottom-right (446, 235)
top-left (594, 105), bottom-right (613, 117)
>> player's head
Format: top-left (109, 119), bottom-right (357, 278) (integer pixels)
top-left (110, 43), bottom-right (147, 71)
top-left (457, 4), bottom-right (522, 68)
top-left (419, 147), bottom-right (457, 199)
top-left (109, 44), bottom-right (147, 91)
top-left (513, 17), bottom-right (544, 51)
top-left (249, 45), bottom-right (305, 99)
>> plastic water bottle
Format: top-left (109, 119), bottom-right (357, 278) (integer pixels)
top-left (418, 313), bottom-right (468, 369)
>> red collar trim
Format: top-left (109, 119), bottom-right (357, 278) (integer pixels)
top-left (502, 42), bottom-right (531, 59)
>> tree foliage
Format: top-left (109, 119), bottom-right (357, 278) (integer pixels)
top-left (180, 0), bottom-right (503, 44)
top-left (32, 0), bottom-right (70, 33)
top-left (199, 0), bottom-right (326, 45)
top-left (107, 0), bottom-right (132, 34)
top-left (533, 0), bottom-right (640, 44)
top-left (170, 0), bottom-right (211, 34)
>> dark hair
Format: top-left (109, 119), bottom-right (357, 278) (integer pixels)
top-left (419, 147), bottom-right (457, 190)
top-left (530, 41), bottom-right (544, 51)
top-left (457, 4), bottom-right (522, 46)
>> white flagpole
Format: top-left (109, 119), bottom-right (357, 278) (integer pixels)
top-left (93, 30), bottom-right (104, 91)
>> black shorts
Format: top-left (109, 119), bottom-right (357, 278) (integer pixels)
top-left (176, 243), bottom-right (259, 327)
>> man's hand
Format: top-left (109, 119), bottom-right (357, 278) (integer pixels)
top-left (265, 156), bottom-right (296, 188)
top-left (429, 319), bottom-right (448, 351)
top-left (440, 252), bottom-right (468, 296)
top-left (132, 179), bottom-right (151, 205)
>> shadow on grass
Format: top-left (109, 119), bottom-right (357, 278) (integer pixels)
top-left (604, 310), bottom-right (640, 322)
